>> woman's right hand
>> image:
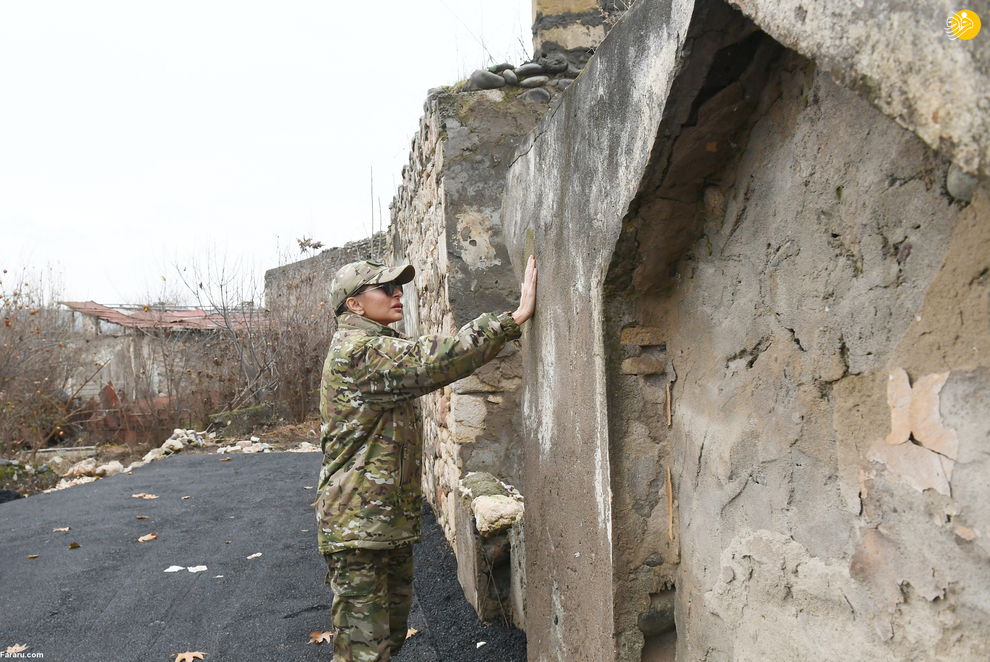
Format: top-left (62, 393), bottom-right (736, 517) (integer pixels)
top-left (511, 255), bottom-right (538, 325)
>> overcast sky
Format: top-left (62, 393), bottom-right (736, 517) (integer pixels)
top-left (0, 0), bottom-right (531, 305)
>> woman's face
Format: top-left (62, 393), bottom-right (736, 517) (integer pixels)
top-left (348, 282), bottom-right (403, 325)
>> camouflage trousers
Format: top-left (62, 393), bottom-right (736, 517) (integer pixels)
top-left (323, 545), bottom-right (415, 662)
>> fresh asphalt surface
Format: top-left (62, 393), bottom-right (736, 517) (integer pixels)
top-left (0, 452), bottom-right (526, 662)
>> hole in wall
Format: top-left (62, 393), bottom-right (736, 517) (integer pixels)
top-left (639, 589), bottom-right (676, 662)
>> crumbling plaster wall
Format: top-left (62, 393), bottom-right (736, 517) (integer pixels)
top-left (390, 88), bottom-right (546, 612)
top-left (730, 0), bottom-right (990, 178)
top-left (502, 0), bottom-right (989, 660)
top-left (504, 0), bottom-right (696, 657)
top-left (65, 332), bottom-right (169, 402)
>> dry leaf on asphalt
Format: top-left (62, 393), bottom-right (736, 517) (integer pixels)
top-left (5, 644), bottom-right (28, 654)
top-left (174, 652), bottom-right (205, 662)
top-left (28, 555), bottom-right (39, 559)
top-left (69, 542), bottom-right (80, 549)
top-left (131, 493), bottom-right (158, 499)
top-left (309, 631), bottom-right (332, 644)
top-left (406, 628), bottom-right (418, 639)
top-left (138, 532), bottom-right (158, 542)
top-left (246, 553), bottom-right (262, 559)
top-left (136, 516), bottom-right (148, 519)
top-left (54, 527), bottom-right (71, 532)
top-left (219, 458), bottom-right (231, 462)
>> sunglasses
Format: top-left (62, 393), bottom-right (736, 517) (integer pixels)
top-left (358, 281), bottom-right (403, 297)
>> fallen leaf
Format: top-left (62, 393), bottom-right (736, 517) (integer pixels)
top-left (219, 458), bottom-right (231, 462)
top-left (225, 541), bottom-right (231, 544)
top-left (309, 631), bottom-right (332, 644)
top-left (68, 542), bottom-right (80, 549)
top-left (164, 565), bottom-right (185, 572)
top-left (182, 496), bottom-right (191, 500)
top-left (174, 652), bottom-right (205, 662)
top-left (406, 628), bottom-right (418, 639)
top-left (303, 486), bottom-right (314, 490)
top-left (131, 493), bottom-right (158, 500)
top-left (138, 532), bottom-right (158, 542)
top-left (5, 644), bottom-right (28, 654)
top-left (28, 555), bottom-right (39, 559)
top-left (136, 516), bottom-right (148, 519)
top-left (476, 641), bottom-right (487, 648)
top-left (53, 527), bottom-right (71, 532)
top-left (247, 553), bottom-right (262, 559)
top-left (187, 565), bottom-right (207, 573)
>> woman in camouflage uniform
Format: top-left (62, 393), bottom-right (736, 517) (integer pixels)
top-left (319, 256), bottom-right (537, 662)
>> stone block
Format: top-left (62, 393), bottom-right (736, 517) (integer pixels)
top-left (621, 355), bottom-right (665, 375)
top-left (66, 458), bottom-right (97, 477)
top-left (450, 393), bottom-right (487, 444)
top-left (620, 327), bottom-right (665, 346)
top-left (161, 438), bottom-right (185, 454)
top-left (452, 375), bottom-right (498, 394)
top-left (95, 461), bottom-right (124, 477)
top-left (459, 471), bottom-right (510, 499)
top-left (472, 494), bottom-right (524, 537)
top-left (142, 448), bottom-right (166, 463)
top-left (455, 488), bottom-right (483, 614)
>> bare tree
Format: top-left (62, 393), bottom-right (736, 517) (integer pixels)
top-left (172, 248), bottom-right (277, 412)
top-left (0, 266), bottom-right (93, 457)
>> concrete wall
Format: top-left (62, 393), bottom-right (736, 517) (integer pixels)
top-left (390, 86), bottom-right (547, 623)
top-left (502, 0), bottom-right (989, 660)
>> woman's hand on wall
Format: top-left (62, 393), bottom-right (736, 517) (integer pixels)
top-left (511, 255), bottom-right (538, 326)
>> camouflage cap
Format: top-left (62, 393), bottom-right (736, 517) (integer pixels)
top-left (330, 259), bottom-right (415, 314)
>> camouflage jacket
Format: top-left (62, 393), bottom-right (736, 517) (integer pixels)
top-left (317, 310), bottom-right (521, 554)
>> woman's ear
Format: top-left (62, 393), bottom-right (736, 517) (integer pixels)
top-left (345, 296), bottom-right (363, 315)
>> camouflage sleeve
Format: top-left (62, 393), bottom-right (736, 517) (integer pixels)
top-left (357, 311), bottom-right (521, 407)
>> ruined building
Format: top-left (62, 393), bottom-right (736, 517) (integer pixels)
top-left (501, 0), bottom-right (989, 660)
top-left (289, 0), bottom-right (990, 659)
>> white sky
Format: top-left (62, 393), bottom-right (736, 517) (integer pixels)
top-left (0, 0), bottom-right (531, 305)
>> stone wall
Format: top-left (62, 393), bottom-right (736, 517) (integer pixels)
top-left (502, 0), bottom-right (989, 660)
top-left (263, 234), bottom-right (388, 309)
top-left (390, 85), bottom-right (549, 625)
top-left (532, 0), bottom-right (613, 68)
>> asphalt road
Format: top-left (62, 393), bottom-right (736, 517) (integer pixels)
top-left (0, 451), bottom-right (526, 662)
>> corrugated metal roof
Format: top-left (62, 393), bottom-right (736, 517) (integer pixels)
top-left (60, 301), bottom-right (259, 331)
